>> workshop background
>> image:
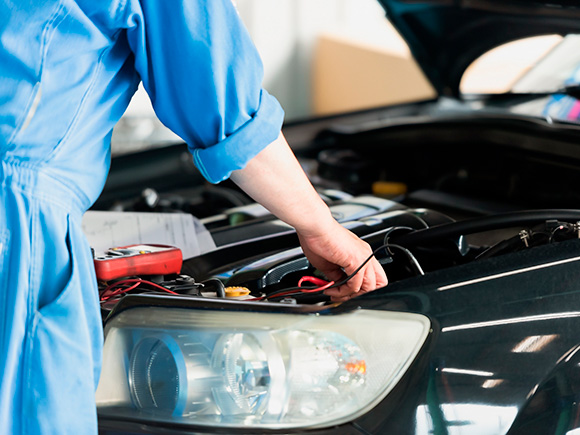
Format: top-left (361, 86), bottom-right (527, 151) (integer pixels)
top-left (111, 0), bottom-right (561, 156)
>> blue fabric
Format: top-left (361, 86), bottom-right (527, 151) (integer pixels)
top-left (0, 0), bottom-right (284, 433)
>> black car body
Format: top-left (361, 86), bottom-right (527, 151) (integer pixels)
top-left (96, 1), bottom-right (580, 433)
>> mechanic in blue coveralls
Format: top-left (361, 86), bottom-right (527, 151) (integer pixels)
top-left (0, 1), bottom-right (388, 433)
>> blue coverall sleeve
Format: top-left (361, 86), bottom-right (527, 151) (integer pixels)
top-left (124, 0), bottom-right (285, 183)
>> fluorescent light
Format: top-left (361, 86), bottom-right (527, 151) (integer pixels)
top-left (438, 256), bottom-right (580, 291)
top-left (482, 379), bottom-right (504, 389)
top-left (512, 335), bottom-right (558, 353)
top-left (441, 368), bottom-right (494, 377)
top-left (442, 312), bottom-right (580, 333)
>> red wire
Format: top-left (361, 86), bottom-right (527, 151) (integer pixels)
top-left (114, 279), bottom-right (178, 294)
top-left (259, 277), bottom-right (336, 301)
top-left (101, 276), bottom-right (338, 303)
top-left (298, 276), bottom-right (329, 287)
top-left (100, 282), bottom-right (141, 301)
top-left (100, 278), bottom-right (179, 302)
top-left (298, 275), bottom-right (335, 293)
top-left (300, 280), bottom-right (335, 293)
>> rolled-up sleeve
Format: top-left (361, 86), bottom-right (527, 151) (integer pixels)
top-left (124, 0), bottom-right (284, 183)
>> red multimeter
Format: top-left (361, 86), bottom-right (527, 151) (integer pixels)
top-left (93, 244), bottom-right (183, 281)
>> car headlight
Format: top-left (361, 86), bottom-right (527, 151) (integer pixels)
top-left (96, 306), bottom-right (430, 430)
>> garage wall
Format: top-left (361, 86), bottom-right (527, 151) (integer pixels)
top-left (235, 0), bottom-right (411, 120)
top-left (114, 0), bottom-right (411, 153)
top-left (121, 0), bottom-right (416, 123)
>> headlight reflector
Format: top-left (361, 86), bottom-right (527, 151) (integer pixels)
top-left (212, 332), bottom-right (284, 419)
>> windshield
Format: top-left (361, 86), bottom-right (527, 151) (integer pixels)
top-left (512, 35), bottom-right (580, 94)
top-left (461, 34), bottom-right (580, 96)
top-left (459, 34), bottom-right (580, 124)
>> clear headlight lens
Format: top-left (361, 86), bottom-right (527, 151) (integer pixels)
top-left (96, 307), bottom-right (430, 429)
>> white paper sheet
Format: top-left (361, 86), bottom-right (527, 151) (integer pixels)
top-left (82, 211), bottom-right (216, 260)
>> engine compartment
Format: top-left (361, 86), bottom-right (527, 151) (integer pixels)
top-left (93, 114), bottom-right (580, 315)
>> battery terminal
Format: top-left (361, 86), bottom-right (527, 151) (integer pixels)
top-left (519, 230), bottom-right (530, 248)
top-left (575, 221), bottom-right (580, 238)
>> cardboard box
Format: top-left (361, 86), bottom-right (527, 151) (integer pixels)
top-left (312, 34), bottom-right (436, 116)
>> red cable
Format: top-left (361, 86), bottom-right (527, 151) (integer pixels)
top-left (298, 276), bottom-right (329, 287)
top-left (300, 280), bottom-right (335, 293)
top-left (298, 275), bottom-right (335, 293)
top-left (101, 282), bottom-right (141, 301)
top-left (100, 278), bottom-right (179, 302)
top-left (114, 279), bottom-right (178, 294)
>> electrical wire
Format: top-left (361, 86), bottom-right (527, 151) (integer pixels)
top-left (382, 243), bottom-right (425, 276)
top-left (382, 227), bottom-right (425, 275)
top-left (549, 222), bottom-right (574, 243)
top-left (297, 276), bottom-right (335, 291)
top-left (100, 278), bottom-right (179, 302)
top-left (100, 281), bottom-right (142, 301)
top-left (201, 278), bottom-right (226, 298)
top-left (382, 226), bottom-right (415, 255)
top-left (475, 221), bottom-right (578, 260)
top-left (409, 212), bottom-right (430, 229)
top-left (393, 210), bottom-right (580, 247)
top-left (261, 241), bottom-right (422, 301)
top-left (100, 241), bottom-right (423, 303)
top-left (250, 280), bottom-right (334, 301)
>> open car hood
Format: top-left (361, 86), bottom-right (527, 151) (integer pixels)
top-left (377, 0), bottom-right (580, 97)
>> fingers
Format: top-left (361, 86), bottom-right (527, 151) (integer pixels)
top-left (324, 258), bottom-right (388, 302)
top-left (361, 261), bottom-right (377, 293)
top-left (324, 257), bottom-right (388, 301)
top-left (297, 224), bottom-right (388, 302)
top-left (372, 257), bottom-right (389, 288)
top-left (317, 265), bottom-right (348, 283)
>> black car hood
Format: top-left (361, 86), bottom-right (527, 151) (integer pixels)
top-left (377, 0), bottom-right (580, 98)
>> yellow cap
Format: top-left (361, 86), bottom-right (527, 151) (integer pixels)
top-left (372, 181), bottom-right (407, 197)
top-left (225, 286), bottom-right (251, 297)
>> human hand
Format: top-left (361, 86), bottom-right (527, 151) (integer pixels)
top-left (230, 133), bottom-right (387, 301)
top-left (297, 221), bottom-right (388, 302)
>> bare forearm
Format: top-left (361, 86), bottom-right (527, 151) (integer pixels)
top-left (230, 133), bottom-right (336, 235)
top-left (230, 132), bottom-right (388, 301)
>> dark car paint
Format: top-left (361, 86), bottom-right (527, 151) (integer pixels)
top-left (99, 237), bottom-right (580, 434)
top-left (355, 238), bottom-right (580, 434)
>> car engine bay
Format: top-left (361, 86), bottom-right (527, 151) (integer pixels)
top-left (92, 113), bottom-right (580, 315)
